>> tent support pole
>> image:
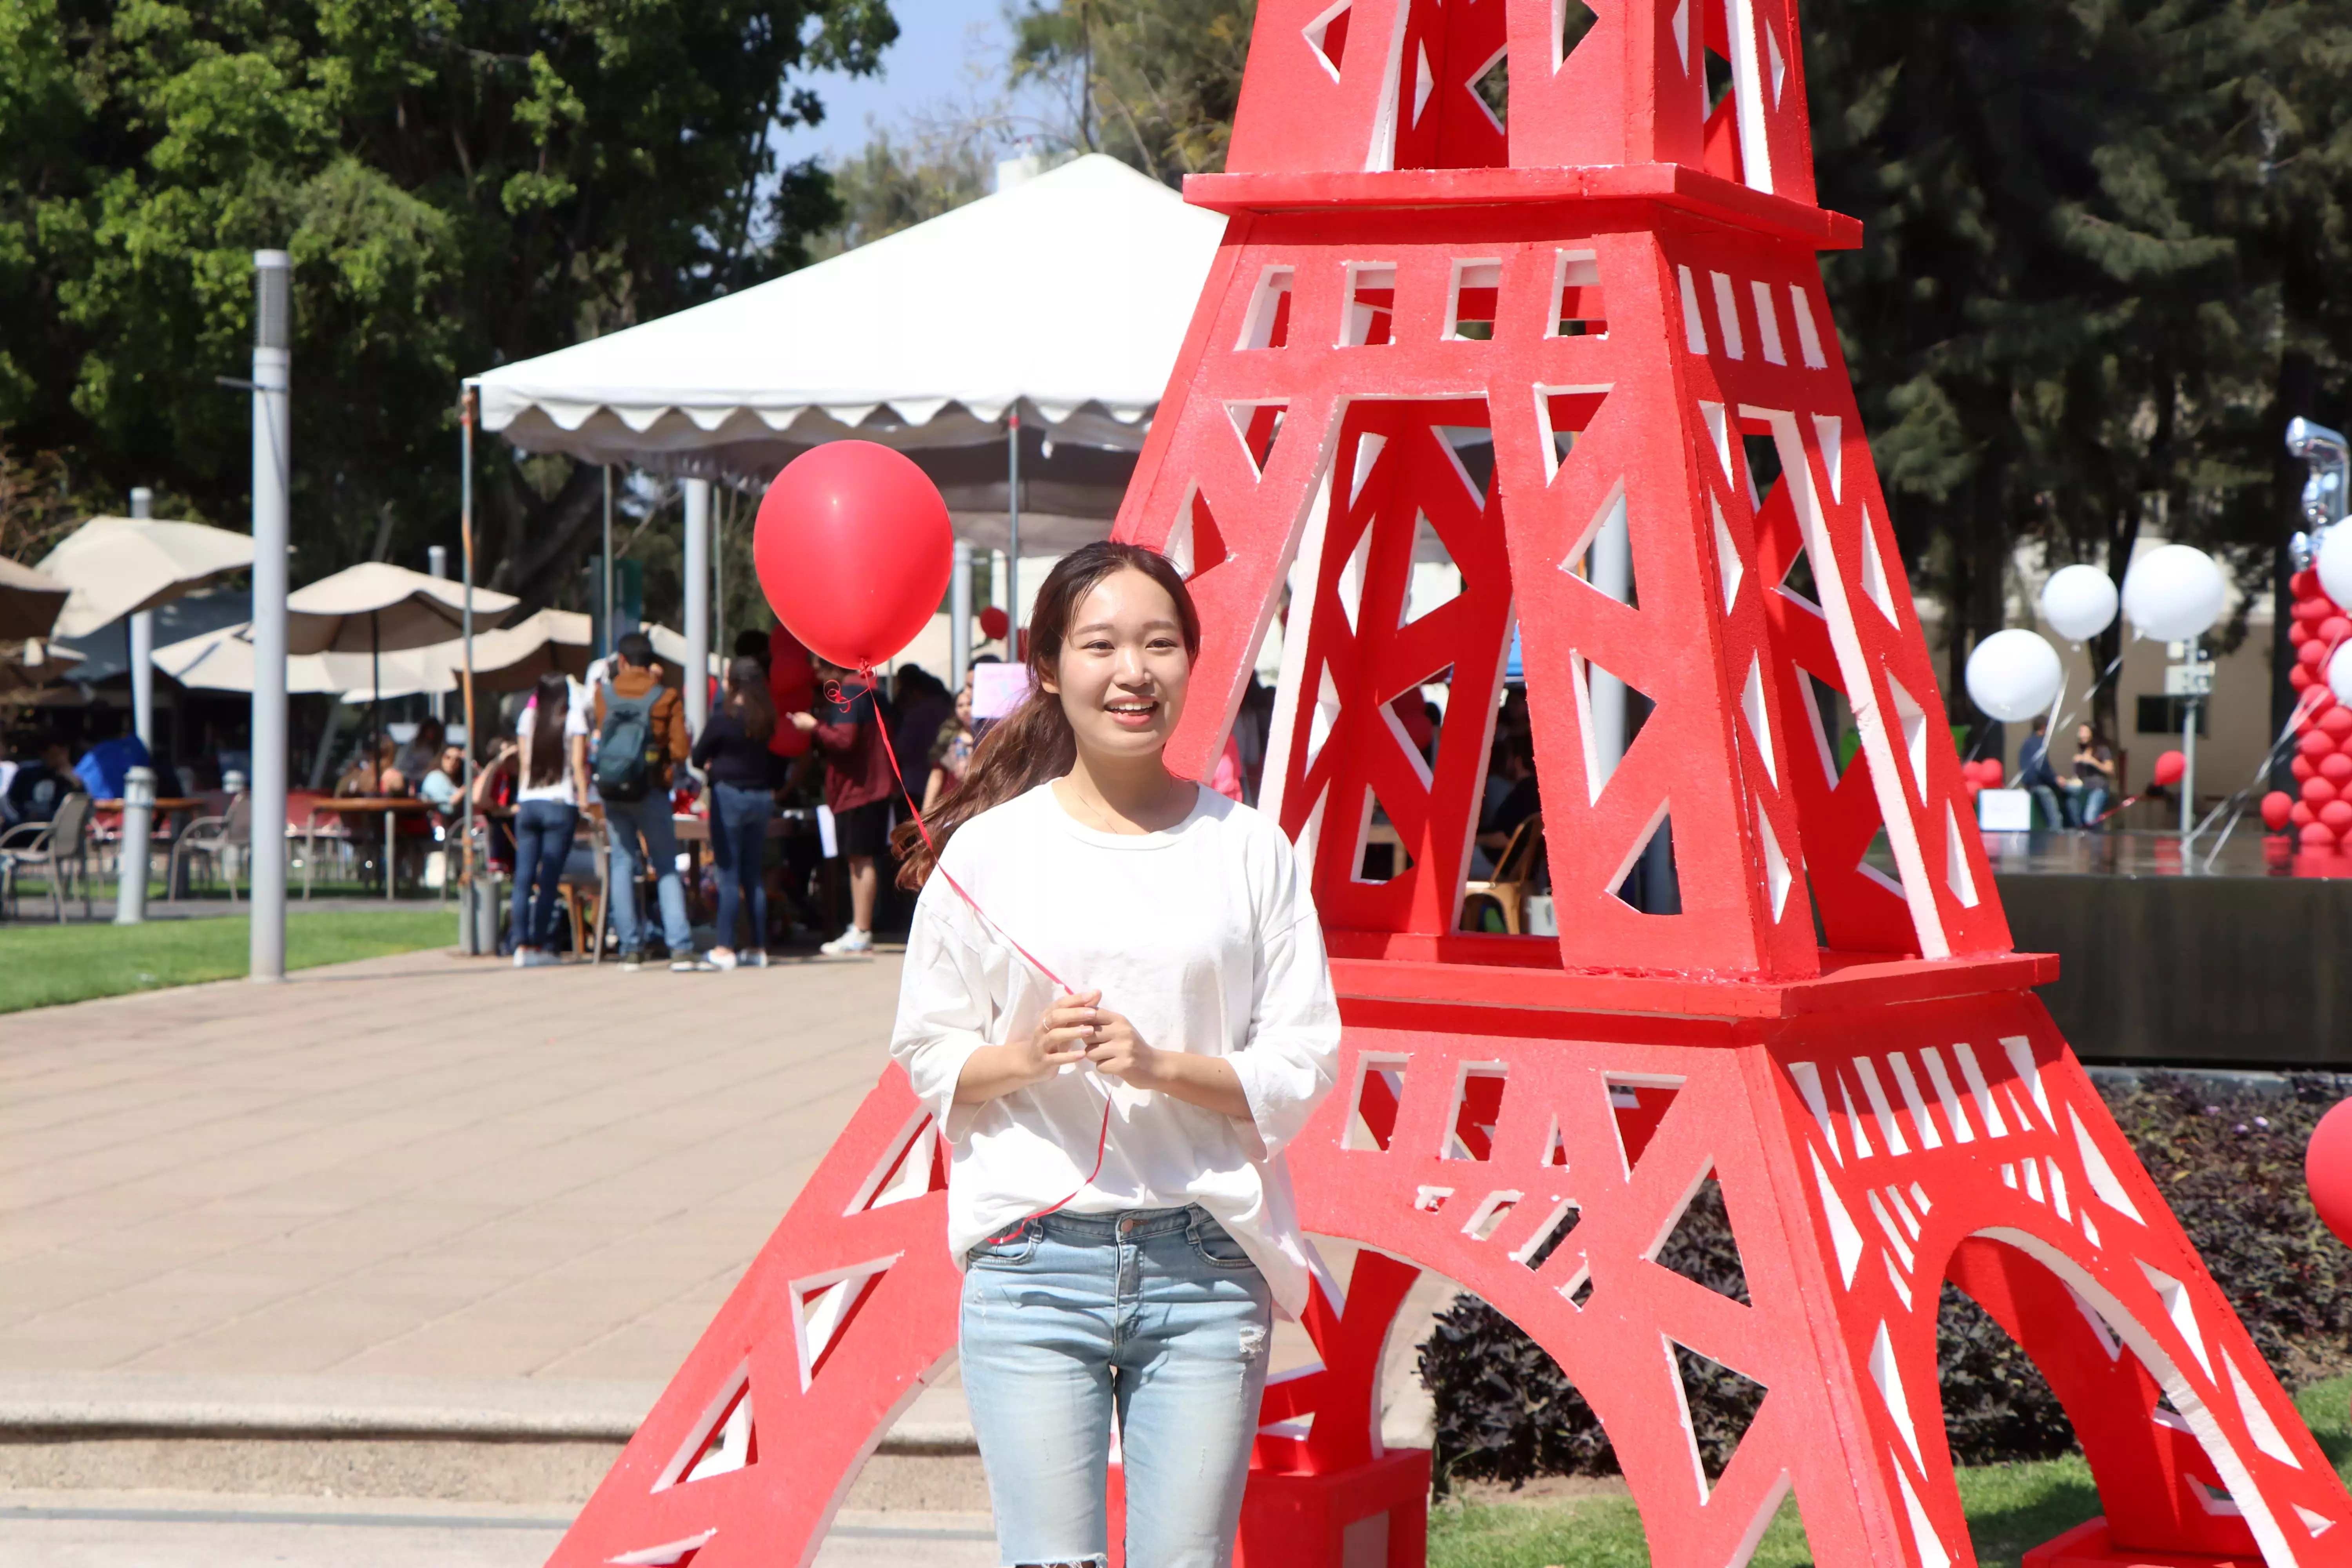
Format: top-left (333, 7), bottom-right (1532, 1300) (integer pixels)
top-left (603, 467), bottom-right (615, 660)
top-left (459, 383), bottom-right (479, 943)
top-left (951, 539), bottom-right (973, 690)
top-left (684, 478), bottom-right (711, 736)
top-left (1007, 412), bottom-right (1021, 649)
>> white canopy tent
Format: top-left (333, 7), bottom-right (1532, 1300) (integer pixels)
top-left (472, 155), bottom-right (1225, 550)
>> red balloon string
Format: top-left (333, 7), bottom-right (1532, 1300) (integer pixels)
top-left (837, 666), bottom-right (1112, 1238)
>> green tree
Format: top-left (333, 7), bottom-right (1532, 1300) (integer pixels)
top-left (1010, 0), bottom-right (1253, 181)
top-left (0, 0), bottom-right (895, 612)
top-left (817, 127), bottom-right (995, 256)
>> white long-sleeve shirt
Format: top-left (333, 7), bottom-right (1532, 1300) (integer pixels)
top-left (890, 782), bottom-right (1341, 1316)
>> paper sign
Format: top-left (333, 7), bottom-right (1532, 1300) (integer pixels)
top-left (972, 662), bottom-right (1035, 720)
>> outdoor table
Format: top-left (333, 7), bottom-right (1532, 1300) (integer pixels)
top-left (305, 796), bottom-right (433, 901)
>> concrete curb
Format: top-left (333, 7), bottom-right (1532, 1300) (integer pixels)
top-left (0, 1374), bottom-right (980, 1454)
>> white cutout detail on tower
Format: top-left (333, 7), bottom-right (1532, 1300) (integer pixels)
top-left (1679, 267), bottom-right (1710, 354)
top-left (1885, 673), bottom-right (1929, 799)
top-left (1869, 1322), bottom-right (1924, 1466)
top-left (1303, 0), bottom-right (1351, 81)
top-left (1812, 1151), bottom-right (1864, 1283)
top-left (1788, 286), bottom-right (1829, 368)
top-left (1858, 510), bottom-right (1898, 624)
top-left (1750, 280), bottom-right (1786, 365)
top-left (1740, 656), bottom-right (1777, 786)
top-left (1466, 47), bottom-right (1507, 134)
top-left (1710, 272), bottom-right (1746, 359)
top-left (1944, 805), bottom-right (1979, 907)
top-left (1412, 42), bottom-right (1434, 125)
top-left (1757, 802), bottom-right (1791, 918)
top-left (1713, 497), bottom-right (1745, 612)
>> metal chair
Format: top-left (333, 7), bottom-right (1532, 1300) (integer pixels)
top-left (1460, 812), bottom-right (1544, 935)
top-left (0, 791), bottom-right (96, 922)
top-left (169, 791), bottom-right (253, 902)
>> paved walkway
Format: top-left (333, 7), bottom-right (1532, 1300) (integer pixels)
top-left (0, 947), bottom-right (1444, 1443)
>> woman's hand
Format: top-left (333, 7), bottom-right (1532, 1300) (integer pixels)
top-left (787, 710), bottom-right (818, 733)
top-left (1083, 1006), bottom-right (1252, 1120)
top-left (952, 991), bottom-right (1102, 1104)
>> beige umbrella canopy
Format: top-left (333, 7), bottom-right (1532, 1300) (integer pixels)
top-left (153, 622), bottom-right (359, 696)
top-left (0, 557), bottom-right (73, 641)
top-left (36, 516), bottom-right (255, 637)
top-left (336, 608), bottom-right (595, 702)
top-left (285, 562), bottom-right (518, 655)
top-left (0, 635), bottom-right (85, 702)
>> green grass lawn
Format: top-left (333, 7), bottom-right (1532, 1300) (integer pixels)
top-left (1429, 1375), bottom-right (2352, 1568)
top-left (0, 908), bottom-right (457, 1013)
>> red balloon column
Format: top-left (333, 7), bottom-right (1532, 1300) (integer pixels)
top-left (752, 441), bottom-right (954, 672)
top-left (2283, 568), bottom-right (2352, 851)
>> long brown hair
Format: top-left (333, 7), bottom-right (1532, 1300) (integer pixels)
top-left (725, 656), bottom-right (776, 744)
top-left (525, 672), bottom-right (570, 788)
top-left (891, 541), bottom-right (1200, 888)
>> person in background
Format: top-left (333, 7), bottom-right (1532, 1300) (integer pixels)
top-left (788, 659), bottom-right (898, 956)
top-left (510, 671), bottom-right (590, 967)
top-left (4, 739), bottom-right (80, 825)
top-left (2067, 722), bottom-right (2117, 829)
top-left (472, 731), bottom-right (521, 889)
top-left (387, 716), bottom-right (445, 794)
top-left (894, 666), bottom-right (954, 780)
top-left (337, 737), bottom-right (397, 798)
top-left (2016, 717), bottom-right (2063, 831)
top-left (923, 671), bottom-right (977, 815)
top-left (595, 632), bottom-right (696, 973)
top-left (691, 655), bottom-right (781, 970)
top-left (416, 743), bottom-right (466, 815)
top-left (1473, 732), bottom-right (1539, 874)
top-left (74, 712), bottom-right (151, 800)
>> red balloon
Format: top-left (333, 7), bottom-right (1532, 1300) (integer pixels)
top-left (2323, 753), bottom-right (2352, 784)
top-left (2326, 617), bottom-right (2352, 645)
top-left (2302, 729), bottom-right (2335, 760)
top-left (2296, 593), bottom-right (2331, 621)
top-left (2307, 777), bottom-right (2340, 807)
top-left (754, 442), bottom-right (954, 671)
top-left (2308, 1101), bottom-right (2352, 1249)
top-left (2323, 800), bottom-right (2352, 831)
top-left (2292, 663), bottom-right (2316, 691)
top-left (2323, 706), bottom-right (2352, 739)
top-left (2261, 791), bottom-right (2296, 831)
top-left (2295, 755), bottom-right (2318, 783)
top-left (1965, 779), bottom-right (1984, 799)
top-left (2306, 821), bottom-right (2340, 847)
top-left (2290, 620), bottom-right (2314, 648)
top-left (2294, 800), bottom-right (2318, 829)
top-left (978, 604), bottom-right (1010, 642)
top-left (2294, 568), bottom-right (2321, 598)
top-left (2301, 639), bottom-right (2329, 668)
top-left (2151, 750), bottom-right (2187, 788)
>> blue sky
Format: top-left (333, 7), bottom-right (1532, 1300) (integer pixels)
top-left (777, 0), bottom-right (1038, 165)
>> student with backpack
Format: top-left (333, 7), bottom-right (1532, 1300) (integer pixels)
top-left (593, 632), bottom-right (696, 971)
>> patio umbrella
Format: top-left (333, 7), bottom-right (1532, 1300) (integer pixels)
top-left (338, 608), bottom-right (594, 703)
top-left (36, 516), bottom-right (255, 637)
top-left (154, 622), bottom-right (357, 696)
top-left (287, 562), bottom-right (519, 781)
top-left (0, 557), bottom-right (72, 640)
top-left (0, 636), bottom-right (85, 702)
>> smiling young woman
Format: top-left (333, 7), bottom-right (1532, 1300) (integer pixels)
top-left (888, 541), bottom-right (1340, 1568)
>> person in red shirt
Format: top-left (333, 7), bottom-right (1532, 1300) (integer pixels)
top-left (787, 662), bottom-right (897, 955)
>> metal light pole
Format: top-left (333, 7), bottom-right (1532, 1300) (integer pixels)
top-left (951, 539), bottom-right (973, 688)
top-left (602, 467), bottom-right (615, 658)
top-left (128, 487), bottom-right (156, 754)
top-left (1007, 412), bottom-right (1022, 647)
top-left (2182, 635), bottom-right (2200, 837)
top-left (249, 249), bottom-right (292, 981)
top-left (426, 544), bottom-right (448, 723)
top-left (458, 384), bottom-right (485, 954)
top-left (684, 477), bottom-right (711, 734)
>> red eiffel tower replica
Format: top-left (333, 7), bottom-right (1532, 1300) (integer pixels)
top-left (548, 1), bottom-right (2352, 1564)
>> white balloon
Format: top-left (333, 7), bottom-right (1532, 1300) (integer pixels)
top-left (2318, 526), bottom-right (2352, 612)
top-left (2120, 544), bottom-right (2227, 641)
top-left (1965, 628), bottom-right (2064, 722)
top-left (2040, 564), bottom-right (2119, 642)
top-left (2330, 641), bottom-right (2352, 706)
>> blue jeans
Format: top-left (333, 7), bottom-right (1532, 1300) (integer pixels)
top-left (2070, 786), bottom-right (2110, 828)
top-left (604, 795), bottom-right (690, 956)
top-left (2027, 785), bottom-right (2062, 831)
top-left (960, 1207), bottom-right (1272, 1568)
top-left (709, 782), bottom-right (771, 951)
top-left (510, 799), bottom-right (577, 950)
